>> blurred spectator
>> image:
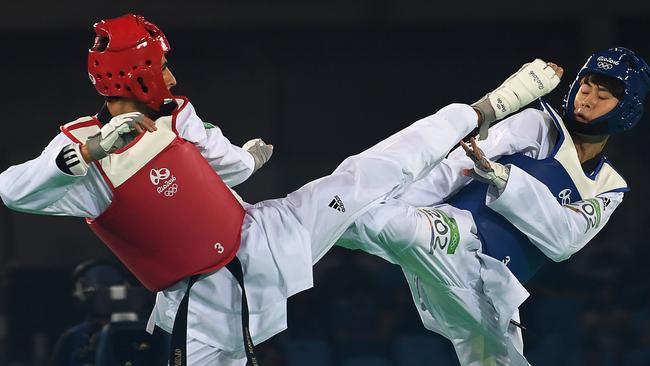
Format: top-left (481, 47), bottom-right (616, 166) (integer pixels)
top-left (49, 260), bottom-right (129, 366)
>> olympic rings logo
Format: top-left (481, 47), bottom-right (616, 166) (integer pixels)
top-left (597, 61), bottom-right (614, 70)
top-left (164, 184), bottom-right (179, 197)
top-left (151, 167), bottom-right (179, 197)
top-left (150, 168), bottom-right (171, 185)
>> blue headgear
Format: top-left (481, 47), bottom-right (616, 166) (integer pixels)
top-left (563, 47), bottom-right (650, 135)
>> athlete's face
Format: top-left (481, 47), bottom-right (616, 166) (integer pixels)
top-left (573, 78), bottom-right (619, 123)
top-left (161, 56), bottom-right (176, 90)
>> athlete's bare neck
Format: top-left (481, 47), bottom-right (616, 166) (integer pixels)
top-left (572, 133), bottom-right (609, 164)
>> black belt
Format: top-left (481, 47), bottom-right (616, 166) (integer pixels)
top-left (168, 257), bottom-right (260, 365)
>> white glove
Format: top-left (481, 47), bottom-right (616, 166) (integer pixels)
top-left (243, 138), bottom-right (273, 172)
top-left (86, 112), bottom-right (144, 160)
top-left (474, 59), bottom-right (561, 140)
top-left (461, 137), bottom-right (510, 190)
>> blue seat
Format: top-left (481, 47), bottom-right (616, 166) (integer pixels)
top-left (285, 338), bottom-right (334, 366)
top-left (525, 333), bottom-right (572, 366)
top-left (624, 348), bottom-right (650, 366)
top-left (341, 356), bottom-right (394, 366)
top-left (392, 334), bottom-right (458, 366)
top-left (532, 297), bottom-right (585, 336)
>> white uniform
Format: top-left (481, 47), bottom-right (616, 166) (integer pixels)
top-left (339, 106), bottom-right (624, 365)
top-left (0, 100), bottom-right (479, 364)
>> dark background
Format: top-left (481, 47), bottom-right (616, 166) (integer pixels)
top-left (1, 2), bottom-right (650, 365)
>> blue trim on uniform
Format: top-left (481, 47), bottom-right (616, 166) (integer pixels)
top-left (607, 187), bottom-right (631, 193)
top-left (601, 156), bottom-right (631, 191)
top-left (539, 99), bottom-right (628, 185)
top-left (586, 157), bottom-right (606, 180)
top-left (539, 99), bottom-right (565, 157)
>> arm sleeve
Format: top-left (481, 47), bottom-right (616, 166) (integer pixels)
top-left (486, 164), bottom-right (623, 262)
top-left (174, 102), bottom-right (256, 187)
top-left (0, 133), bottom-right (89, 214)
top-left (396, 107), bottom-right (557, 206)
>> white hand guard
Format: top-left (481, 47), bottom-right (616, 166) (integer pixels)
top-left (86, 112), bottom-right (144, 160)
top-left (475, 59), bottom-right (561, 140)
top-left (243, 138), bottom-right (273, 172)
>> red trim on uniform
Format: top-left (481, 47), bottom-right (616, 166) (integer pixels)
top-left (60, 129), bottom-right (80, 144)
top-left (66, 118), bottom-right (101, 130)
top-left (171, 96), bottom-right (190, 136)
top-left (112, 132), bottom-right (147, 154)
top-left (59, 118), bottom-right (101, 144)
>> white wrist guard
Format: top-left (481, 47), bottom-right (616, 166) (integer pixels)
top-left (243, 138), bottom-right (273, 172)
top-left (474, 59), bottom-right (561, 140)
top-left (471, 157), bottom-right (510, 190)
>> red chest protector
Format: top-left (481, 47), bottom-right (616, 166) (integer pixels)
top-left (61, 98), bottom-right (245, 291)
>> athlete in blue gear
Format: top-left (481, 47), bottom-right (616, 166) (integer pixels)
top-left (337, 47), bottom-right (650, 365)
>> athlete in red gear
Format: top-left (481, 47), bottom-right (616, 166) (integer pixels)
top-left (0, 13), bottom-right (489, 365)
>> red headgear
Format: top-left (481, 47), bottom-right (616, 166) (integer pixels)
top-left (88, 14), bottom-right (172, 111)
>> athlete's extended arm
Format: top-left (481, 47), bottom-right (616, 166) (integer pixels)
top-left (472, 60), bottom-right (562, 139)
top-left (0, 133), bottom-right (96, 216)
top-left (175, 101), bottom-right (267, 187)
top-left (393, 58), bottom-right (562, 206)
top-left (486, 166), bottom-right (623, 262)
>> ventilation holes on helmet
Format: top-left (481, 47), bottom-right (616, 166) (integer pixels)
top-left (107, 72), bottom-right (112, 79)
top-left (93, 60), bottom-right (99, 67)
top-left (96, 74), bottom-right (102, 80)
top-left (145, 60), bottom-right (152, 66)
top-left (137, 77), bottom-right (149, 94)
top-left (115, 84), bottom-right (121, 90)
top-left (132, 66), bottom-right (138, 70)
top-left (119, 71), bottom-right (125, 77)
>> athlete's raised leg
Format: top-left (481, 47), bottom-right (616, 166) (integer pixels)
top-left (282, 103), bottom-right (479, 263)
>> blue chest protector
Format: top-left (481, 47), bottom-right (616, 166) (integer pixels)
top-left (447, 154), bottom-right (580, 284)
top-left (446, 101), bottom-right (628, 284)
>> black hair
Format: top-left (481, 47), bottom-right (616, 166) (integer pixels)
top-left (582, 73), bottom-right (625, 99)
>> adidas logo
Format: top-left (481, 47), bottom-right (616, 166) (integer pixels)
top-left (328, 195), bottom-right (346, 212)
